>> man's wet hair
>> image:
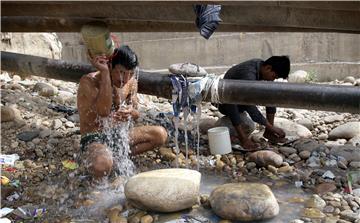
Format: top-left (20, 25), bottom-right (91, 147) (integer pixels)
top-left (264, 56), bottom-right (290, 79)
top-left (112, 45), bottom-right (138, 70)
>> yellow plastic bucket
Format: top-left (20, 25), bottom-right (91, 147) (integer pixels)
top-left (81, 22), bottom-right (115, 58)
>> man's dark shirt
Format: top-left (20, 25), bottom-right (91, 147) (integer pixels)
top-left (218, 59), bottom-right (276, 126)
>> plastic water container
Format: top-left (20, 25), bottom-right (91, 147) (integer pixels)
top-left (81, 22), bottom-right (115, 57)
top-left (207, 127), bottom-right (232, 155)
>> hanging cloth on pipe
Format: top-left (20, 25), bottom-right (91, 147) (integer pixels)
top-left (194, 5), bottom-right (222, 39)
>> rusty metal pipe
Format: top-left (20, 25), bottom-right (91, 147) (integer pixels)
top-left (1, 51), bottom-right (359, 113)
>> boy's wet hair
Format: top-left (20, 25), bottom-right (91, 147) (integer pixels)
top-left (112, 45), bottom-right (138, 70)
top-left (264, 56), bottom-right (290, 79)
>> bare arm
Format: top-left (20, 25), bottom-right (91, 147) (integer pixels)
top-left (91, 56), bottom-right (113, 117)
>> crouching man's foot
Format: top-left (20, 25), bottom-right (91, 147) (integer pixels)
top-left (263, 130), bottom-right (286, 144)
top-left (85, 143), bottom-right (113, 179)
top-left (241, 139), bottom-right (261, 151)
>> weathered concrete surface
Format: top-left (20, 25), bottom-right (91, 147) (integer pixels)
top-left (57, 32), bottom-right (360, 81)
top-left (2, 1), bottom-right (360, 33)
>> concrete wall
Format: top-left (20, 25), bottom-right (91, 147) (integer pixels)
top-left (58, 32), bottom-right (360, 81)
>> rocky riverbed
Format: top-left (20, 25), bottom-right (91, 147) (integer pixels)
top-left (1, 71), bottom-right (360, 222)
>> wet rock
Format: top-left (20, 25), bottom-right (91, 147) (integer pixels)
top-left (328, 122), bottom-right (360, 140)
top-left (209, 183), bottom-right (279, 221)
top-left (301, 208), bottom-right (326, 219)
top-left (297, 118), bottom-right (313, 130)
top-left (274, 118), bottom-right (312, 138)
top-left (348, 135), bottom-right (360, 147)
top-left (305, 195), bottom-right (326, 209)
top-left (288, 70), bottom-right (309, 83)
top-left (349, 161), bottom-right (360, 168)
top-left (17, 130), bottom-right (40, 142)
top-left (33, 82), bottom-right (58, 97)
top-left (330, 145), bottom-right (360, 162)
top-left (299, 151), bottom-right (311, 160)
top-left (159, 147), bottom-right (176, 161)
top-left (248, 151), bottom-right (283, 168)
top-left (314, 183), bottom-right (337, 195)
top-left (340, 210), bottom-right (360, 221)
top-left (279, 147), bottom-right (297, 156)
top-left (1, 105), bottom-right (21, 122)
top-left (125, 169), bottom-right (201, 212)
top-left (324, 115), bottom-right (344, 124)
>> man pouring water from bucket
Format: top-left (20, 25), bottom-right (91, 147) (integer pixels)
top-left (77, 22), bottom-right (167, 179)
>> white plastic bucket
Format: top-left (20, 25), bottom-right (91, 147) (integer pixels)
top-left (208, 127), bottom-right (232, 155)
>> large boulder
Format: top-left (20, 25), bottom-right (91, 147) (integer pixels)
top-left (275, 118), bottom-right (312, 138)
top-left (209, 183), bottom-right (279, 221)
top-left (328, 122), bottom-right (360, 140)
top-left (125, 168), bottom-right (201, 212)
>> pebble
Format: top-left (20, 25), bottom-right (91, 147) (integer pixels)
top-left (53, 119), bottom-right (62, 129)
top-left (17, 130), bottom-right (40, 142)
top-left (35, 148), bottom-right (44, 157)
top-left (140, 215), bottom-right (153, 223)
top-left (65, 121), bottom-right (75, 128)
top-left (289, 153), bottom-right (302, 162)
top-left (299, 151), bottom-right (311, 159)
top-left (245, 162), bottom-right (256, 169)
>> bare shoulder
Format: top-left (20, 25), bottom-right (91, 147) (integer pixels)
top-left (78, 72), bottom-right (99, 99)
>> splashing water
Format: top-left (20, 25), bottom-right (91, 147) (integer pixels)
top-left (193, 105), bottom-right (201, 171)
top-left (173, 116), bottom-right (180, 168)
top-left (101, 117), bottom-right (135, 177)
top-left (183, 107), bottom-right (190, 168)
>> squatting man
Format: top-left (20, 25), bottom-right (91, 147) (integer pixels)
top-left (216, 56), bottom-right (291, 151)
top-left (77, 46), bottom-right (168, 179)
